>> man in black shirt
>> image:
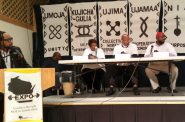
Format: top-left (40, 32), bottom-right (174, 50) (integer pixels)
top-left (0, 31), bottom-right (30, 68)
top-left (42, 52), bottom-right (62, 96)
top-left (0, 31), bottom-right (31, 122)
top-left (42, 52), bottom-right (62, 72)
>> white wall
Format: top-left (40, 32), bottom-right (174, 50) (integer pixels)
top-left (0, 20), bottom-right (33, 66)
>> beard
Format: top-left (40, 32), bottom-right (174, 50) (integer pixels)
top-left (156, 40), bottom-right (164, 45)
top-left (0, 45), bottom-right (11, 50)
top-left (5, 46), bottom-right (12, 49)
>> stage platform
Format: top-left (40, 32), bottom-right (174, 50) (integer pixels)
top-left (43, 87), bottom-right (185, 122)
top-left (43, 87), bottom-right (185, 105)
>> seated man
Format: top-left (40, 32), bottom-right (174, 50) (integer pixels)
top-left (42, 52), bottom-right (62, 72)
top-left (0, 30), bottom-right (31, 122)
top-left (106, 34), bottom-right (140, 96)
top-left (0, 31), bottom-right (30, 68)
top-left (42, 52), bottom-right (62, 96)
top-left (144, 32), bottom-right (178, 93)
top-left (81, 39), bottom-right (105, 93)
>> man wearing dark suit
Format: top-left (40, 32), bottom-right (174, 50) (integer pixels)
top-left (0, 31), bottom-right (30, 122)
top-left (42, 52), bottom-right (62, 96)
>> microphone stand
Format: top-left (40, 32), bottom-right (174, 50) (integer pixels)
top-left (91, 48), bottom-right (99, 94)
top-left (168, 61), bottom-right (174, 96)
top-left (1, 54), bottom-right (11, 58)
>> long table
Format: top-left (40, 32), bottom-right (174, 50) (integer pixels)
top-left (59, 56), bottom-right (185, 95)
top-left (59, 56), bottom-right (185, 64)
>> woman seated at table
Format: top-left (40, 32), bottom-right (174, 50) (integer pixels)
top-left (81, 39), bottom-right (106, 93)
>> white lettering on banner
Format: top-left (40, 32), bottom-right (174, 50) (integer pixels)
top-left (131, 5), bottom-right (159, 13)
top-left (15, 94), bottom-right (34, 100)
top-left (102, 8), bottom-right (124, 15)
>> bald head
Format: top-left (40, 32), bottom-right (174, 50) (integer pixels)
top-left (121, 34), bottom-right (130, 47)
top-left (52, 52), bottom-right (61, 61)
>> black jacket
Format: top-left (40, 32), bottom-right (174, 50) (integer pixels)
top-left (42, 57), bottom-right (60, 72)
top-left (0, 46), bottom-right (31, 68)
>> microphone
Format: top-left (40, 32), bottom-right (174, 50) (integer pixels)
top-left (88, 54), bottom-right (93, 59)
top-left (10, 47), bottom-right (23, 58)
top-left (1, 54), bottom-right (11, 58)
top-left (121, 51), bottom-right (125, 54)
top-left (150, 45), bottom-right (154, 56)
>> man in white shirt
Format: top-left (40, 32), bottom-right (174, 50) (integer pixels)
top-left (145, 32), bottom-right (178, 93)
top-left (106, 34), bottom-right (140, 96)
top-left (81, 39), bottom-right (105, 93)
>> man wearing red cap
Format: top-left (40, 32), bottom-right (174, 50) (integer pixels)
top-left (144, 32), bottom-right (178, 93)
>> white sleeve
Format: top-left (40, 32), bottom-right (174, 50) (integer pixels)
top-left (132, 44), bottom-right (138, 54)
top-left (113, 46), bottom-right (119, 55)
top-left (144, 45), bottom-right (152, 57)
top-left (168, 43), bottom-right (177, 56)
top-left (82, 49), bottom-right (90, 56)
top-left (97, 48), bottom-right (105, 59)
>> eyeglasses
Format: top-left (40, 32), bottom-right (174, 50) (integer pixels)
top-left (3, 37), bottom-right (13, 42)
